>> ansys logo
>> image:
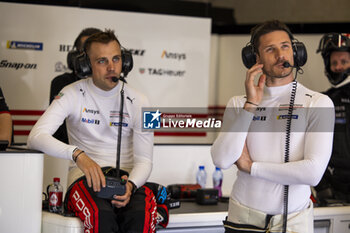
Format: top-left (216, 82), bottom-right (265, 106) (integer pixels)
top-left (161, 50), bottom-right (186, 60)
top-left (143, 110), bottom-right (161, 129)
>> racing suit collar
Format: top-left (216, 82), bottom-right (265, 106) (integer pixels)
top-left (87, 77), bottom-right (122, 98)
top-left (264, 81), bottom-right (296, 97)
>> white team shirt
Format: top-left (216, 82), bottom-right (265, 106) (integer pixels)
top-left (211, 82), bottom-right (334, 215)
top-left (28, 78), bottom-right (153, 188)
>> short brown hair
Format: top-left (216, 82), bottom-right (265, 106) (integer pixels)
top-left (83, 29), bottom-right (121, 54)
top-left (251, 20), bottom-right (293, 54)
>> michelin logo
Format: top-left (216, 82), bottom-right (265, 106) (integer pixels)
top-left (7, 40), bottom-right (43, 51)
top-left (143, 110), bottom-right (161, 129)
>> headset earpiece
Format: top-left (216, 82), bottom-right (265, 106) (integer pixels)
top-left (75, 52), bottom-right (92, 78)
top-left (67, 49), bottom-right (81, 71)
top-left (121, 48), bottom-right (133, 78)
top-left (292, 41), bottom-right (307, 67)
top-left (241, 43), bottom-right (257, 69)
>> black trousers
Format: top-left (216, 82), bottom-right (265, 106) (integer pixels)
top-left (65, 176), bottom-right (168, 233)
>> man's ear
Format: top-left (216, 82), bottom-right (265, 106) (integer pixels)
top-left (256, 53), bottom-right (261, 64)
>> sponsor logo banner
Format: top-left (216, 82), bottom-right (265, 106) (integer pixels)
top-left (55, 61), bottom-right (69, 72)
top-left (0, 59), bottom-right (37, 70)
top-left (83, 108), bottom-right (100, 115)
top-left (110, 122), bottom-right (128, 127)
top-left (81, 118), bottom-right (100, 125)
top-left (161, 50), bottom-right (186, 60)
top-left (139, 68), bottom-right (185, 77)
top-left (59, 44), bottom-right (74, 52)
top-left (129, 49), bottom-right (145, 56)
top-left (7, 40), bottom-right (43, 51)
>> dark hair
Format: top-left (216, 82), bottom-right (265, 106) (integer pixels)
top-left (74, 27), bottom-right (102, 51)
top-left (251, 20), bottom-right (293, 54)
top-left (83, 29), bottom-right (121, 54)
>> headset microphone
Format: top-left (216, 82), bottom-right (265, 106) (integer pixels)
top-left (112, 76), bottom-right (127, 83)
top-left (283, 61), bottom-right (293, 68)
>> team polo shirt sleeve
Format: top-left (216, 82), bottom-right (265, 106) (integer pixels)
top-left (211, 96), bottom-right (254, 169)
top-left (251, 94), bottom-right (335, 186)
top-left (27, 84), bottom-right (78, 160)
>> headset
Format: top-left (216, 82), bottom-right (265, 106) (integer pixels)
top-left (317, 33), bottom-right (350, 85)
top-left (67, 28), bottom-right (104, 73)
top-left (241, 27), bottom-right (307, 69)
top-left (74, 46), bottom-right (133, 80)
top-left (67, 49), bottom-right (80, 71)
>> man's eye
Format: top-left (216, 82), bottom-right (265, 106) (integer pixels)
top-left (341, 60), bottom-right (349, 65)
top-left (98, 59), bottom-right (106, 64)
top-left (113, 57), bottom-right (121, 62)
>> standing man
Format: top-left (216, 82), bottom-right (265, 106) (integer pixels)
top-left (28, 30), bottom-right (164, 232)
top-left (211, 20), bottom-right (334, 232)
top-left (50, 27), bottom-right (102, 144)
top-left (315, 33), bottom-right (350, 203)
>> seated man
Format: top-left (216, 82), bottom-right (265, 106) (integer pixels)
top-left (28, 29), bottom-right (168, 232)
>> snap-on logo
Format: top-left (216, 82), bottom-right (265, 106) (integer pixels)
top-left (0, 60), bottom-right (37, 70)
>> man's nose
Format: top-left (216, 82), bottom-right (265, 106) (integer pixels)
top-left (107, 61), bottom-right (114, 71)
top-left (276, 48), bottom-right (285, 61)
top-left (335, 63), bottom-right (344, 72)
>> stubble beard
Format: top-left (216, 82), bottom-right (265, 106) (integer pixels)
top-left (263, 66), bottom-right (293, 79)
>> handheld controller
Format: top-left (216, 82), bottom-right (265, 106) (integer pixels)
top-left (97, 176), bottom-right (126, 199)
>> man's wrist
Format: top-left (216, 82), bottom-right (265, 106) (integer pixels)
top-left (243, 101), bottom-right (258, 113)
top-left (72, 148), bottom-right (84, 163)
top-left (246, 100), bottom-right (258, 106)
top-left (128, 180), bottom-right (137, 195)
top-left (72, 147), bottom-right (79, 161)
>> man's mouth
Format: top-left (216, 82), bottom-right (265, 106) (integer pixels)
top-left (107, 76), bottom-right (119, 83)
top-left (277, 61), bottom-right (288, 68)
top-left (106, 75), bottom-right (117, 80)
